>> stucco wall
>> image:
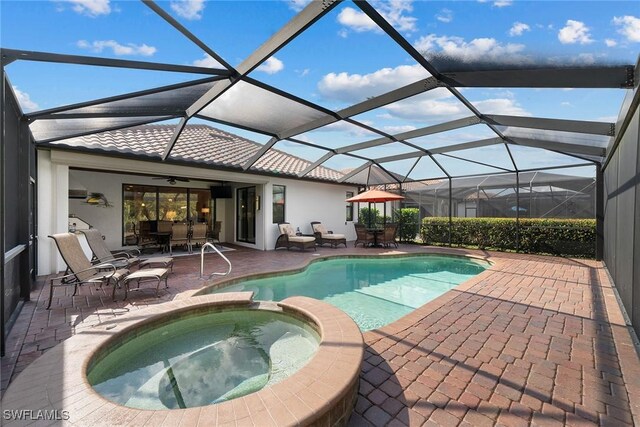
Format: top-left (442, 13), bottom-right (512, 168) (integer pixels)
top-left (37, 150), bottom-right (359, 275)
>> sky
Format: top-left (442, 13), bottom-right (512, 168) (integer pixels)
top-left (1, 0), bottom-right (639, 177)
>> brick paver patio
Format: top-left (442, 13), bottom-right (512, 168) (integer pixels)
top-left (2, 244), bottom-right (639, 426)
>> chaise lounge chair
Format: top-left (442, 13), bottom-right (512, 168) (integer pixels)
top-left (47, 233), bottom-right (169, 308)
top-left (275, 223), bottom-right (316, 251)
top-left (311, 222), bottom-right (347, 248)
top-left (80, 228), bottom-right (140, 269)
top-left (81, 228), bottom-right (174, 272)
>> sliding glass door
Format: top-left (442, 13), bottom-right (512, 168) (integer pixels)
top-left (236, 186), bottom-right (256, 244)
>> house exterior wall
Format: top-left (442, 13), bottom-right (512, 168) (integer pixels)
top-left (36, 149), bottom-right (358, 275)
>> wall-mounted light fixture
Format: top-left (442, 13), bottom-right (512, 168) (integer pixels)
top-left (256, 195), bottom-right (261, 211)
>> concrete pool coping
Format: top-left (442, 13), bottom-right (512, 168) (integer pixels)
top-left (1, 292), bottom-right (364, 426)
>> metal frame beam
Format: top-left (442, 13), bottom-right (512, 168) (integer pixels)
top-left (335, 116), bottom-right (481, 154)
top-left (507, 136), bottom-right (606, 157)
top-left (484, 114), bottom-right (615, 136)
top-left (27, 76), bottom-right (225, 120)
top-left (338, 161), bottom-right (373, 183)
top-left (373, 137), bottom-right (503, 164)
top-left (298, 152), bottom-right (335, 178)
top-left (0, 48), bottom-right (230, 76)
top-left (35, 115), bottom-right (178, 144)
top-left (142, 0), bottom-right (233, 71)
top-left (440, 66), bottom-right (635, 88)
top-left (162, 0), bottom-right (340, 159)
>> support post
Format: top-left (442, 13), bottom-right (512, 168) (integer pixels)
top-left (516, 172), bottom-right (520, 252)
top-left (448, 177), bottom-right (453, 247)
top-left (595, 165), bottom-right (604, 261)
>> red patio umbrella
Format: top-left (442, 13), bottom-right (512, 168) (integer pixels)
top-left (345, 189), bottom-right (404, 203)
top-left (346, 189), bottom-right (404, 228)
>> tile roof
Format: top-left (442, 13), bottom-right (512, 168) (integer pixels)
top-left (50, 124), bottom-right (346, 182)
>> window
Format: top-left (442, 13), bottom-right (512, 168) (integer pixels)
top-left (122, 184), bottom-right (211, 245)
top-left (273, 185), bottom-right (286, 223)
top-left (346, 191), bottom-right (354, 221)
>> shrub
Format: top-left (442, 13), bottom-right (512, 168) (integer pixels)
top-left (395, 208), bottom-right (420, 243)
top-left (358, 207), bottom-right (380, 228)
top-left (420, 217), bottom-right (596, 258)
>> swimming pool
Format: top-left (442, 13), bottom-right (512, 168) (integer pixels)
top-left (202, 255), bottom-right (488, 331)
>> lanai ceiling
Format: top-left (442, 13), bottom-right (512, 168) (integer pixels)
top-left (1, 0), bottom-right (637, 185)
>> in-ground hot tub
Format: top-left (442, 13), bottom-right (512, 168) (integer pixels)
top-left (2, 293), bottom-right (364, 427)
top-left (87, 308), bottom-right (320, 409)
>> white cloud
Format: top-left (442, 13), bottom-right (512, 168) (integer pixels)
top-left (384, 125), bottom-right (417, 134)
top-left (298, 68), bottom-right (310, 77)
top-left (436, 9), bottom-right (453, 24)
top-left (77, 40), bottom-right (157, 56)
top-left (170, 0), bottom-right (205, 20)
top-left (337, 7), bottom-right (379, 33)
top-left (561, 101), bottom-right (572, 107)
top-left (256, 57), bottom-right (284, 74)
top-left (478, 0), bottom-right (513, 7)
top-left (338, 28), bottom-right (349, 38)
top-left (414, 34), bottom-right (529, 64)
top-left (192, 54), bottom-right (224, 68)
top-left (12, 86), bottom-right (38, 112)
top-left (604, 38), bottom-right (618, 47)
top-left (509, 22), bottom-right (530, 37)
top-left (558, 20), bottom-right (594, 44)
top-left (472, 98), bottom-right (530, 116)
top-left (318, 64), bottom-right (430, 103)
top-left (62, 0), bottom-right (111, 17)
top-left (337, 1), bottom-right (417, 35)
top-left (613, 15), bottom-right (640, 42)
top-left (287, 0), bottom-right (312, 12)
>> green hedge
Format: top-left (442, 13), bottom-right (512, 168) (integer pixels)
top-left (420, 217), bottom-right (596, 258)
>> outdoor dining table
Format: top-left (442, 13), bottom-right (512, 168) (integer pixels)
top-left (367, 228), bottom-right (383, 247)
top-left (149, 231), bottom-right (171, 253)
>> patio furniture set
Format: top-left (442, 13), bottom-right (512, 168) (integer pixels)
top-left (46, 228), bottom-right (175, 309)
top-left (139, 220), bottom-right (222, 254)
top-left (275, 221), bottom-right (398, 251)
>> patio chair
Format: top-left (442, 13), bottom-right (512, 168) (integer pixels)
top-left (275, 222), bottom-right (316, 251)
top-left (311, 221), bottom-right (347, 248)
top-left (354, 224), bottom-right (375, 247)
top-left (80, 228), bottom-right (140, 269)
top-left (191, 223), bottom-right (208, 249)
top-left (170, 223), bottom-right (191, 254)
top-left (381, 223), bottom-right (399, 248)
top-left (47, 233), bottom-right (130, 309)
top-left (211, 221), bottom-right (222, 245)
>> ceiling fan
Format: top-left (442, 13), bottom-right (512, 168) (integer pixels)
top-left (152, 176), bottom-right (190, 185)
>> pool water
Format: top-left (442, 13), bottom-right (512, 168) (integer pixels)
top-left (87, 310), bottom-right (319, 410)
top-left (207, 256), bottom-right (488, 331)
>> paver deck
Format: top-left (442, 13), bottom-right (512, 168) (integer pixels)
top-left (2, 244), bottom-right (639, 427)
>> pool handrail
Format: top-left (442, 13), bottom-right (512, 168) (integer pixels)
top-left (200, 242), bottom-right (232, 278)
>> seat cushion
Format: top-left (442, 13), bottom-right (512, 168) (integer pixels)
top-left (312, 223), bottom-right (328, 234)
top-left (139, 257), bottom-right (174, 267)
top-left (279, 224), bottom-right (296, 236)
top-left (321, 233), bottom-right (345, 239)
top-left (124, 267), bottom-right (169, 282)
top-left (288, 236), bottom-right (315, 243)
